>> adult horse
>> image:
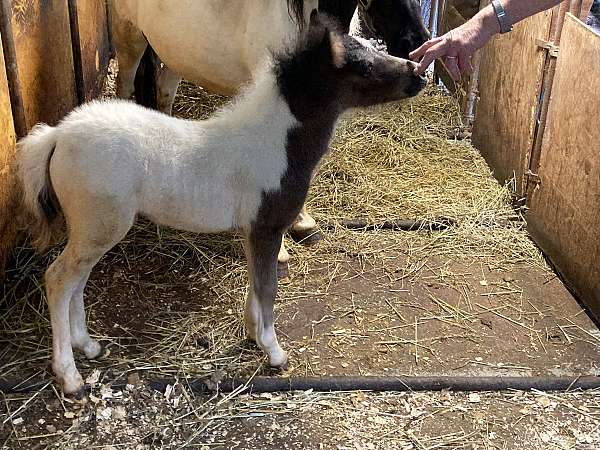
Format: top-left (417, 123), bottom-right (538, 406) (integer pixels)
top-left (109, 0), bottom-right (429, 266)
top-left (319, 0), bottom-right (430, 58)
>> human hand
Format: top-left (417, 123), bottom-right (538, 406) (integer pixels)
top-left (409, 17), bottom-right (495, 80)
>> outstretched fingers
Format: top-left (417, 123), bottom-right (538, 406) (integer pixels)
top-left (412, 41), bottom-right (448, 75)
top-left (409, 37), bottom-right (441, 61)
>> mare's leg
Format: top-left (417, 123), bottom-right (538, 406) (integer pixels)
top-left (111, 6), bottom-right (148, 100)
top-left (243, 231), bottom-right (288, 368)
top-left (156, 65), bottom-right (182, 114)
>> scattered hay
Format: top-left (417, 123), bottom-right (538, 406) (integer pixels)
top-left (4, 64), bottom-right (584, 449)
top-left (1, 73), bottom-right (551, 382)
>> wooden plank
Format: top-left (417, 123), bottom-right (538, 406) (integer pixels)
top-left (74, 0), bottom-right (110, 101)
top-left (576, 0), bottom-right (594, 20)
top-left (0, 29), bottom-right (17, 277)
top-left (528, 14), bottom-right (600, 319)
top-left (10, 0), bottom-right (77, 129)
top-left (471, 8), bottom-right (552, 193)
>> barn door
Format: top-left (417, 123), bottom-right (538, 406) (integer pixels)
top-left (0, 0), bottom-right (112, 277)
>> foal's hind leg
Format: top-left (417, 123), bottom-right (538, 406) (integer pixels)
top-left (243, 231), bottom-right (288, 368)
top-left (69, 273), bottom-right (103, 360)
top-left (45, 242), bottom-right (109, 396)
top-left (46, 201), bottom-right (135, 395)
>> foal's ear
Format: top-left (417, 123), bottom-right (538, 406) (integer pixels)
top-left (329, 32), bottom-right (346, 69)
top-left (309, 8), bottom-right (320, 27)
top-left (307, 12), bottom-right (346, 69)
top-left (318, 31), bottom-right (346, 69)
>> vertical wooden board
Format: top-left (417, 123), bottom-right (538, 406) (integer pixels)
top-left (76, 0), bottom-right (110, 101)
top-left (579, 0), bottom-right (594, 20)
top-left (471, 9), bottom-right (552, 192)
top-left (0, 30), bottom-right (17, 276)
top-left (528, 15), bottom-right (600, 318)
top-left (11, 0), bottom-right (76, 128)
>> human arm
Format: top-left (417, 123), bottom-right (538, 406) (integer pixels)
top-left (410, 0), bottom-right (563, 80)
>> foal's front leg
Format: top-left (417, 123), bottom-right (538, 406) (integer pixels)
top-left (243, 231), bottom-right (288, 368)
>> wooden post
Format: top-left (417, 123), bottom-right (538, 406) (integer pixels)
top-left (0, 0), bottom-right (26, 138)
top-left (580, 0), bottom-right (594, 19)
top-left (67, 0), bottom-right (85, 105)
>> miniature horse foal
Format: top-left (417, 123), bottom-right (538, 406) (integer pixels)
top-left (17, 12), bottom-right (426, 396)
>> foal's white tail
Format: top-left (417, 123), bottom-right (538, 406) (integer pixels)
top-left (16, 124), bottom-right (62, 250)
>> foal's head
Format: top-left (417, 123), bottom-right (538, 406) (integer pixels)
top-left (275, 11), bottom-right (426, 120)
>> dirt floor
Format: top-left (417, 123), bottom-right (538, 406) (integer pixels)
top-left (1, 66), bottom-right (599, 448)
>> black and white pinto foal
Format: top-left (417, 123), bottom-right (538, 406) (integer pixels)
top-left (17, 12), bottom-right (426, 396)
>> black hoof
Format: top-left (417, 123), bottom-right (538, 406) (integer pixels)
top-left (289, 229), bottom-right (323, 246)
top-left (96, 343), bottom-right (111, 360)
top-left (65, 386), bottom-right (88, 403)
top-left (265, 361), bottom-right (289, 374)
top-left (277, 261), bottom-right (290, 280)
top-left (241, 338), bottom-right (259, 349)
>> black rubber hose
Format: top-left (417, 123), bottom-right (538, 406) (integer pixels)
top-left (149, 376), bottom-right (600, 394)
top-left (3, 376), bottom-right (599, 395)
top-left (329, 219), bottom-right (454, 232)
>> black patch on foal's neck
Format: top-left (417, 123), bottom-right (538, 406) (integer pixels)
top-left (251, 26), bottom-right (342, 236)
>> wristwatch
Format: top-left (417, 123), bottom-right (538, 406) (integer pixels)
top-left (491, 0), bottom-right (513, 34)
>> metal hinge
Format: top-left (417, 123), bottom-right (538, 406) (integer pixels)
top-left (535, 39), bottom-right (559, 57)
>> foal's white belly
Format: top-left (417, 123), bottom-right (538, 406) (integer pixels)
top-left (139, 164), bottom-right (262, 233)
top-left (124, 0), bottom-right (318, 94)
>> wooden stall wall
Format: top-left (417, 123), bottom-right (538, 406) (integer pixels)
top-left (72, 0), bottom-right (111, 101)
top-left (10, 0), bottom-right (77, 130)
top-left (527, 14), bottom-right (600, 317)
top-left (0, 31), bottom-right (16, 276)
top-left (0, 0), bottom-right (112, 277)
top-left (471, 7), bottom-right (553, 195)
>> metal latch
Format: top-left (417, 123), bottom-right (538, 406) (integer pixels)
top-left (535, 39), bottom-right (559, 57)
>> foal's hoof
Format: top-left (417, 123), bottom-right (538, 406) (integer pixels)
top-left (60, 374), bottom-right (87, 403)
top-left (277, 261), bottom-right (290, 280)
top-left (269, 358), bottom-right (289, 372)
top-left (65, 386), bottom-right (88, 403)
top-left (290, 228), bottom-right (323, 246)
top-left (268, 351), bottom-right (289, 371)
top-left (83, 340), bottom-right (108, 360)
